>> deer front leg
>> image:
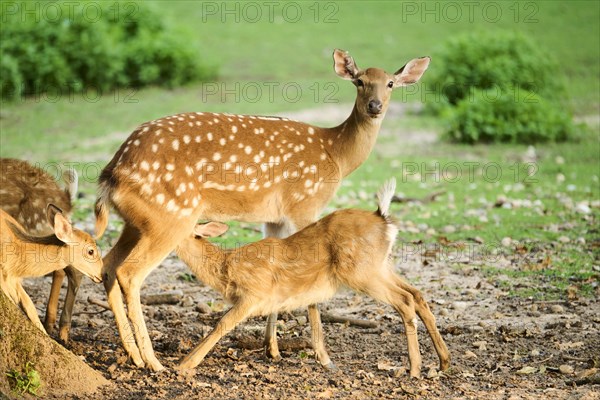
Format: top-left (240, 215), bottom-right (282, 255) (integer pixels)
top-left (16, 281), bottom-right (46, 333)
top-left (178, 302), bottom-right (252, 370)
top-left (307, 303), bottom-right (335, 370)
top-left (44, 269), bottom-right (65, 334)
top-left (58, 266), bottom-right (83, 342)
top-left (263, 313), bottom-right (282, 361)
top-left (103, 264), bottom-right (145, 368)
top-left (262, 221), bottom-right (298, 361)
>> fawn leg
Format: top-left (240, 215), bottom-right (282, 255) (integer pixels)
top-left (393, 276), bottom-right (450, 370)
top-left (178, 302), bottom-right (252, 370)
top-left (16, 281), bottom-right (46, 333)
top-left (58, 266), bottom-right (83, 342)
top-left (308, 303), bottom-right (335, 370)
top-left (44, 269), bottom-right (65, 334)
top-left (262, 221), bottom-right (298, 361)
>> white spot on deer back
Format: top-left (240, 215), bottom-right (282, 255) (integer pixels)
top-left (172, 139), bottom-right (180, 150)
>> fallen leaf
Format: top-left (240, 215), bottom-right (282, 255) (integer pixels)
top-left (377, 360), bottom-right (399, 371)
top-left (317, 389), bottom-right (334, 399)
top-left (516, 366), bottom-right (537, 375)
top-left (559, 365), bottom-right (574, 375)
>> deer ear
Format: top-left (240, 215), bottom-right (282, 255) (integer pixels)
top-left (193, 222), bottom-right (229, 238)
top-left (393, 56), bottom-right (430, 87)
top-left (333, 49), bottom-right (359, 80)
top-left (47, 204), bottom-right (74, 243)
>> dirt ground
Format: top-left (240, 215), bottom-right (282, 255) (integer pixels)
top-left (14, 245), bottom-right (599, 399)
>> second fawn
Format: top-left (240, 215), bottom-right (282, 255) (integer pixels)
top-left (0, 205), bottom-right (103, 332)
top-left (175, 179), bottom-right (450, 377)
top-left (0, 157), bottom-right (84, 341)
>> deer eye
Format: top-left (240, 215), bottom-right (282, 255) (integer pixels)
top-left (88, 248), bottom-right (95, 256)
top-left (356, 79), bottom-right (364, 87)
top-left (387, 81), bottom-right (394, 88)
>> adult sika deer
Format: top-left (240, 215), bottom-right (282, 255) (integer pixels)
top-left (175, 179), bottom-right (450, 377)
top-left (95, 49), bottom-right (431, 371)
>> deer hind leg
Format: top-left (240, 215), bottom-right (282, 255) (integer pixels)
top-left (44, 269), bottom-right (65, 334)
top-left (103, 222), bottom-right (145, 368)
top-left (359, 276), bottom-right (422, 377)
top-left (392, 275), bottom-right (450, 371)
top-left (178, 301), bottom-right (253, 370)
top-left (58, 266), bottom-right (83, 342)
top-left (116, 220), bottom-right (195, 372)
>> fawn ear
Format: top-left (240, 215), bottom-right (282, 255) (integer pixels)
top-left (193, 222), bottom-right (229, 238)
top-left (333, 49), bottom-right (359, 80)
top-left (47, 204), bottom-right (74, 243)
top-left (393, 56), bottom-right (430, 87)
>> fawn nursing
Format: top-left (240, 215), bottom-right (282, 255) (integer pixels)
top-left (176, 179), bottom-right (450, 377)
top-left (95, 49), bottom-right (432, 371)
top-left (0, 205), bottom-right (103, 332)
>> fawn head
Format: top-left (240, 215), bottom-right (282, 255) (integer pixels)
top-left (47, 204), bottom-right (103, 283)
top-left (333, 49), bottom-right (430, 119)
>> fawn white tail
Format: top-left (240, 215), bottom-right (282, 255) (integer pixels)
top-left (95, 49), bottom-right (430, 371)
top-left (175, 178), bottom-right (450, 377)
top-left (0, 205), bottom-right (103, 332)
top-left (0, 158), bottom-right (84, 341)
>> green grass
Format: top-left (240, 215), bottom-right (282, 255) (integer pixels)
top-left (5, 361), bottom-right (41, 396)
top-left (1, 1), bottom-right (598, 300)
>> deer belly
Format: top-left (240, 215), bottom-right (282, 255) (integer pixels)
top-left (256, 284), bottom-right (337, 315)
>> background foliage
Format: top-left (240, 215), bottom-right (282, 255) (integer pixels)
top-left (0, 2), bottom-right (216, 99)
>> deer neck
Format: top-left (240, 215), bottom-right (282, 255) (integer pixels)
top-left (324, 104), bottom-right (383, 177)
top-left (176, 240), bottom-right (228, 293)
top-left (19, 243), bottom-right (65, 277)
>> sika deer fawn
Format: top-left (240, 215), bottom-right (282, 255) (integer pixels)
top-left (0, 205), bottom-right (103, 332)
top-left (175, 179), bottom-right (450, 377)
top-left (95, 49), bottom-right (430, 371)
top-left (0, 158), bottom-right (84, 341)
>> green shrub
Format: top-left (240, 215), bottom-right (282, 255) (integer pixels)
top-left (427, 31), bottom-right (567, 112)
top-left (0, 2), bottom-right (216, 100)
top-left (444, 88), bottom-right (577, 144)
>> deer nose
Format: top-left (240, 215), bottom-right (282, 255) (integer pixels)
top-left (368, 100), bottom-right (382, 114)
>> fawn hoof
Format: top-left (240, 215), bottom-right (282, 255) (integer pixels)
top-left (263, 343), bottom-right (282, 362)
top-left (322, 362), bottom-right (338, 372)
top-left (409, 370), bottom-right (422, 379)
top-left (59, 328), bottom-right (70, 344)
top-left (263, 349), bottom-right (282, 363)
top-left (130, 355), bottom-right (145, 368)
top-left (144, 355), bottom-right (165, 372)
top-left (44, 324), bottom-right (56, 336)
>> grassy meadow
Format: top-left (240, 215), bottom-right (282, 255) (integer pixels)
top-left (1, 0), bottom-right (598, 300)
